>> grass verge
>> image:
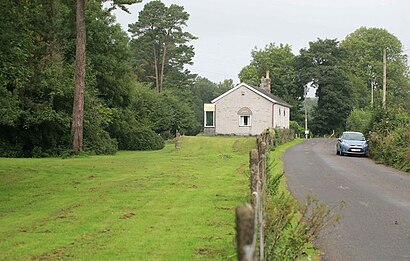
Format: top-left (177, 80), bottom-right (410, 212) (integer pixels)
top-left (269, 139), bottom-right (304, 192)
top-left (0, 136), bottom-right (254, 260)
top-left (266, 138), bottom-right (321, 260)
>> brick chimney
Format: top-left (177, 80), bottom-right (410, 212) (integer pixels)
top-left (260, 71), bottom-right (271, 93)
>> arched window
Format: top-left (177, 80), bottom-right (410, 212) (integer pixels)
top-left (238, 107), bottom-right (252, 126)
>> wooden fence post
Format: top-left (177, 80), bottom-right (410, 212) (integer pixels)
top-left (236, 204), bottom-right (256, 261)
top-left (256, 137), bottom-right (261, 153)
top-left (175, 131), bottom-right (182, 150)
top-left (250, 149), bottom-right (259, 206)
top-left (244, 132), bottom-right (275, 261)
top-left (258, 141), bottom-right (267, 261)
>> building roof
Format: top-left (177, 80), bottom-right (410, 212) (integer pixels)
top-left (211, 83), bottom-right (292, 107)
top-left (253, 85), bottom-right (292, 107)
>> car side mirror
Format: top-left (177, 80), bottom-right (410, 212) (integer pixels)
top-left (337, 138), bottom-right (341, 142)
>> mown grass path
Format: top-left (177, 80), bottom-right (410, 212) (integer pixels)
top-left (0, 136), bottom-right (255, 260)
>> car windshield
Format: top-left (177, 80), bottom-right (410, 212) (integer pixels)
top-left (343, 133), bottom-right (365, 141)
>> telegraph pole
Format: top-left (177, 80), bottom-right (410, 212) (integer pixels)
top-left (371, 76), bottom-right (374, 108)
top-left (304, 85), bottom-right (309, 139)
top-left (368, 65), bottom-right (375, 108)
top-left (382, 48), bottom-right (387, 109)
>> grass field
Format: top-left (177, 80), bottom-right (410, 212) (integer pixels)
top-left (0, 136), bottom-right (256, 260)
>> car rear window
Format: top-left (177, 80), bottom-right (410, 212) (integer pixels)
top-left (343, 133), bottom-right (365, 140)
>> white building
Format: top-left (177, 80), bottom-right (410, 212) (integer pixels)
top-left (204, 76), bottom-right (291, 135)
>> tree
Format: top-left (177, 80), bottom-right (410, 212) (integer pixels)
top-left (217, 79), bottom-right (235, 94)
top-left (129, 1), bottom-right (197, 92)
top-left (239, 43), bottom-right (304, 122)
top-left (0, 0), bottom-right (75, 157)
top-left (309, 67), bottom-right (353, 134)
top-left (0, 1), bottom-right (33, 128)
top-left (125, 83), bottom-right (197, 138)
top-left (340, 27), bottom-right (410, 110)
top-left (72, 0), bottom-right (86, 153)
top-left (238, 65), bottom-right (260, 86)
top-left (296, 39), bottom-right (343, 85)
top-left (346, 108), bottom-right (372, 134)
top-left (71, 0), bottom-right (141, 153)
top-left (86, 1), bottom-right (134, 109)
top-left (0, 0), bottom-right (147, 157)
top-left (239, 43), bottom-right (302, 99)
top-left (296, 39), bottom-right (353, 135)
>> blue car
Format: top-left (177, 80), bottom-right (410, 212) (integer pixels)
top-left (336, 131), bottom-right (369, 156)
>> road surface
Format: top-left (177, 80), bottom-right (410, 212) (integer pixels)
top-left (283, 138), bottom-right (410, 261)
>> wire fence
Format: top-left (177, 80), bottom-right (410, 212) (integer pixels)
top-left (235, 128), bottom-right (294, 261)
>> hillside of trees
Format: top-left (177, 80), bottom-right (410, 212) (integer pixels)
top-left (1, 1), bottom-right (409, 163)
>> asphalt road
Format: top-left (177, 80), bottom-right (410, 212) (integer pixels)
top-left (283, 138), bottom-right (410, 261)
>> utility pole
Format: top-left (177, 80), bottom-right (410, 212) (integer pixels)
top-left (371, 76), bottom-right (374, 108)
top-left (382, 48), bottom-right (387, 109)
top-left (304, 85), bottom-right (308, 139)
top-left (367, 65), bottom-right (375, 108)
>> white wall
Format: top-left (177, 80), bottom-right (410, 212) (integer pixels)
top-left (214, 86), bottom-right (273, 135)
top-left (273, 104), bottom-right (290, 129)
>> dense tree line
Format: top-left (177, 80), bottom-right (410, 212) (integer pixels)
top-left (0, 0), bottom-right (204, 157)
top-left (239, 27), bottom-right (410, 136)
top-left (1, 1), bottom-right (409, 158)
top-left (239, 27), bottom-right (409, 170)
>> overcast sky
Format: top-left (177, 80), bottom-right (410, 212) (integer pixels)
top-left (113, 0), bottom-right (410, 84)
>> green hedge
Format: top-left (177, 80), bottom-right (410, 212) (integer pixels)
top-left (119, 127), bottom-right (165, 151)
top-left (369, 108), bottom-right (410, 172)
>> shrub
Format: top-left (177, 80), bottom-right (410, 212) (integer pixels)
top-left (274, 128), bottom-right (295, 145)
top-left (83, 128), bottom-right (118, 155)
top-left (346, 108), bottom-right (372, 134)
top-left (265, 168), bottom-right (343, 260)
top-left (369, 108), bottom-right (410, 172)
top-left (131, 85), bottom-right (198, 137)
top-left (121, 127), bottom-right (164, 151)
top-left (0, 137), bottom-right (23, 157)
top-left (289, 121), bottom-right (304, 137)
top-left (160, 130), bottom-right (174, 140)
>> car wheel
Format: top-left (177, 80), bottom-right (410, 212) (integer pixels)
top-left (336, 149), bottom-right (340, 155)
top-left (340, 151), bottom-right (344, 156)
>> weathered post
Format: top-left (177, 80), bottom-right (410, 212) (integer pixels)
top-left (175, 131), bottom-right (182, 150)
top-left (265, 130), bottom-right (272, 147)
top-left (264, 131), bottom-right (269, 145)
top-left (236, 204), bottom-right (256, 261)
top-left (258, 141), bottom-right (267, 261)
top-left (250, 149), bottom-right (259, 206)
top-left (258, 141), bottom-right (268, 196)
top-left (256, 137), bottom-right (262, 153)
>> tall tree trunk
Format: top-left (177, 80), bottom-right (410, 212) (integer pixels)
top-left (160, 39), bottom-right (168, 93)
top-left (72, 0), bottom-right (86, 153)
top-left (153, 44), bottom-right (160, 92)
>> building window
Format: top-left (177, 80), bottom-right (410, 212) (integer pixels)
top-left (239, 115), bottom-right (251, 126)
top-left (279, 108), bottom-right (281, 116)
top-left (205, 111), bottom-right (214, 127)
top-left (238, 107), bottom-right (252, 127)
